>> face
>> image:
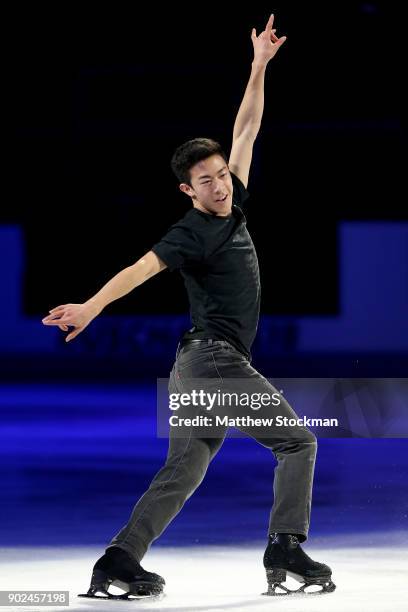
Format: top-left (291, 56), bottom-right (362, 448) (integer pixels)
top-left (179, 154), bottom-right (233, 216)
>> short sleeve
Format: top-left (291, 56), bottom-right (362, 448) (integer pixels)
top-left (231, 172), bottom-right (250, 209)
top-left (151, 222), bottom-right (203, 272)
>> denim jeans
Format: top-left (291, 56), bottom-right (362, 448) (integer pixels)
top-left (106, 339), bottom-right (317, 562)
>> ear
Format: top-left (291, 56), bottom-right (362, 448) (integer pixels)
top-left (179, 183), bottom-right (196, 199)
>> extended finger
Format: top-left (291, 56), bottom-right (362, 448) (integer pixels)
top-left (49, 305), bottom-right (68, 313)
top-left (273, 35), bottom-right (287, 47)
top-left (42, 315), bottom-right (63, 323)
top-left (44, 310), bottom-right (66, 320)
top-left (42, 317), bottom-right (71, 325)
top-left (66, 328), bottom-right (82, 342)
top-left (265, 13), bottom-right (274, 30)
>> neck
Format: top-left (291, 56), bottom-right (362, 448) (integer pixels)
top-left (193, 203), bottom-right (231, 217)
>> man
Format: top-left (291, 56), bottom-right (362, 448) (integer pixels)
top-left (43, 15), bottom-right (335, 599)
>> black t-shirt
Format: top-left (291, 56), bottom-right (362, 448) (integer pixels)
top-left (151, 172), bottom-right (260, 359)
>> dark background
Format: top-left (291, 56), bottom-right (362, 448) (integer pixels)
top-left (9, 1), bottom-right (404, 316)
top-left (2, 2), bottom-right (407, 579)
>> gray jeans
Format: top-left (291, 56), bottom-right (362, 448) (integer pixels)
top-left (106, 339), bottom-right (317, 562)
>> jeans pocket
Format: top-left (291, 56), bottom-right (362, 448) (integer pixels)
top-left (177, 353), bottom-right (212, 371)
top-left (177, 351), bottom-right (222, 382)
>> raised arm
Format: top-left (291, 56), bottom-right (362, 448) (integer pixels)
top-left (228, 14), bottom-right (287, 188)
top-left (42, 250), bottom-right (167, 342)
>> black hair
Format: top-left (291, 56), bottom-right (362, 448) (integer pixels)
top-left (170, 138), bottom-right (228, 185)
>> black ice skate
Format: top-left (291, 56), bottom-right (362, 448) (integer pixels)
top-left (78, 546), bottom-right (165, 601)
top-left (262, 533), bottom-right (336, 596)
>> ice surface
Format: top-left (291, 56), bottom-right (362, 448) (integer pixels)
top-left (1, 535), bottom-right (407, 612)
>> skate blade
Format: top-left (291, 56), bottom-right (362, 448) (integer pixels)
top-left (262, 581), bottom-right (336, 596)
top-left (78, 579), bottom-right (165, 601)
top-left (78, 590), bottom-right (164, 601)
top-left (78, 570), bottom-right (165, 601)
top-left (263, 568), bottom-right (336, 596)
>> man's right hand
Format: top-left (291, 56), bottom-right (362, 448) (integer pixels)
top-left (41, 251), bottom-right (167, 343)
top-left (42, 301), bottom-right (99, 342)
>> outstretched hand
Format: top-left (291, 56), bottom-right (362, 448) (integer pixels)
top-left (251, 14), bottom-right (287, 64)
top-left (42, 302), bottom-right (98, 342)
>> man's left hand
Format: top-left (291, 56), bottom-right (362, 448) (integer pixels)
top-left (251, 14), bottom-right (287, 64)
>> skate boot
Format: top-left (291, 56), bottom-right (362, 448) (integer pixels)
top-left (262, 533), bottom-right (336, 596)
top-left (78, 546), bottom-right (165, 600)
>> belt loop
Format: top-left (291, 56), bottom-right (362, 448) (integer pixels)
top-left (208, 339), bottom-right (213, 346)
